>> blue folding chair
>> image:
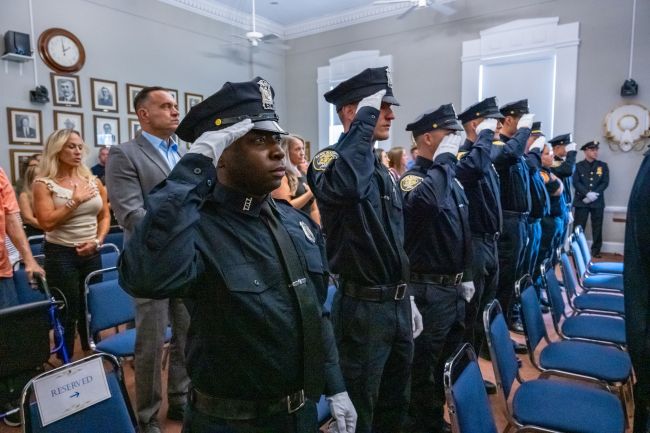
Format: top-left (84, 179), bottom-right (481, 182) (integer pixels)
top-left (443, 343), bottom-right (498, 433)
top-left (27, 235), bottom-right (44, 257)
top-left (570, 240), bottom-right (624, 292)
top-left (541, 263), bottom-right (626, 349)
top-left (483, 299), bottom-right (625, 433)
top-left (20, 353), bottom-right (137, 433)
top-left (574, 226), bottom-right (623, 274)
top-left (516, 275), bottom-right (633, 425)
top-left (103, 227), bottom-right (124, 252)
top-left (558, 254), bottom-right (624, 317)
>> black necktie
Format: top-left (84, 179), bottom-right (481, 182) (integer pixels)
top-left (259, 200), bottom-right (325, 398)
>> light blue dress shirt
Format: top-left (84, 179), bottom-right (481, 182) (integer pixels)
top-left (141, 131), bottom-right (180, 169)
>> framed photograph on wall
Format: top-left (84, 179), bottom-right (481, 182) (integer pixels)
top-left (126, 83), bottom-right (145, 115)
top-left (51, 73), bottom-right (82, 107)
top-left (53, 110), bottom-right (84, 139)
top-left (166, 88), bottom-right (179, 104)
top-left (128, 118), bottom-right (141, 140)
top-left (94, 115), bottom-right (120, 147)
top-left (9, 149), bottom-right (43, 183)
top-left (91, 78), bottom-right (118, 112)
top-left (185, 92), bottom-right (203, 114)
top-left (6, 107), bottom-right (42, 145)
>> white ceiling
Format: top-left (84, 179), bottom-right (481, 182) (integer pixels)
top-left (158, 0), bottom-right (440, 39)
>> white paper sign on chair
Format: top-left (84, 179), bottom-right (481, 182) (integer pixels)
top-left (33, 357), bottom-right (111, 426)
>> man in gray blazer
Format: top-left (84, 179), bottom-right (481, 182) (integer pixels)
top-left (105, 87), bottom-right (189, 433)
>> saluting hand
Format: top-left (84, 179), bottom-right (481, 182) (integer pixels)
top-left (475, 118), bottom-right (497, 135)
top-left (517, 113), bottom-right (535, 130)
top-left (356, 89), bottom-right (386, 114)
top-left (434, 133), bottom-right (462, 160)
top-left (566, 142), bottom-right (577, 152)
top-left (189, 119), bottom-right (254, 166)
top-left (529, 136), bottom-right (546, 153)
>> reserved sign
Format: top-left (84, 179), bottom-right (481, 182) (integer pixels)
top-left (33, 357), bottom-right (111, 426)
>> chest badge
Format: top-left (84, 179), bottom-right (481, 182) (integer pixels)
top-left (596, 166), bottom-right (603, 176)
top-left (312, 150), bottom-right (339, 171)
top-left (300, 221), bottom-right (316, 243)
top-left (242, 197), bottom-right (253, 211)
top-left (400, 174), bottom-right (423, 192)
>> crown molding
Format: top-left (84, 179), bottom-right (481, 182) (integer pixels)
top-left (158, 0), bottom-right (413, 40)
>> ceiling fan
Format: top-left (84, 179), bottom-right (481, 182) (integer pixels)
top-left (373, 0), bottom-right (457, 19)
top-left (237, 0), bottom-right (289, 49)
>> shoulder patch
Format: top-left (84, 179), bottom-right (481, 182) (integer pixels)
top-left (400, 174), bottom-right (423, 192)
top-left (311, 150), bottom-right (339, 171)
top-left (457, 151), bottom-right (468, 160)
top-left (540, 171), bottom-right (550, 183)
top-left (492, 140), bottom-right (505, 146)
top-left (551, 160), bottom-right (562, 168)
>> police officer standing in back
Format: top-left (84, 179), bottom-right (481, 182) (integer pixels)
top-left (494, 99), bottom-right (534, 334)
top-left (456, 97), bottom-right (502, 382)
top-left (119, 77), bottom-right (357, 433)
top-left (548, 133), bottom-right (577, 246)
top-left (573, 140), bottom-right (609, 257)
top-left (308, 67), bottom-right (423, 433)
top-left (401, 104), bottom-right (472, 433)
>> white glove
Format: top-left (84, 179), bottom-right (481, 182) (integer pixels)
top-left (460, 281), bottom-right (476, 303)
top-left (528, 136), bottom-right (546, 153)
top-left (410, 296), bottom-right (424, 339)
top-left (582, 196), bottom-right (592, 204)
top-left (566, 142), bottom-right (577, 152)
top-left (356, 89), bottom-right (386, 113)
top-left (326, 392), bottom-right (357, 433)
top-left (568, 211), bottom-right (574, 224)
top-left (475, 118), bottom-right (497, 135)
top-left (586, 191), bottom-right (599, 202)
top-left (188, 119), bottom-right (254, 166)
top-left (434, 133), bottom-right (462, 159)
top-left (517, 113), bottom-right (535, 130)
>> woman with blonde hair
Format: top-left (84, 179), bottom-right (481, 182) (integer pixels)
top-left (18, 164), bottom-right (43, 237)
top-left (33, 129), bottom-right (110, 356)
top-left (387, 146), bottom-right (408, 181)
top-left (272, 134), bottom-right (320, 224)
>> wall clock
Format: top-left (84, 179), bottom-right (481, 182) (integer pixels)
top-left (38, 28), bottom-right (86, 74)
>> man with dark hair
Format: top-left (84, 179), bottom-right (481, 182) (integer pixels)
top-left (91, 147), bottom-right (109, 184)
top-left (308, 67), bottom-right (422, 433)
top-left (548, 133), bottom-right (577, 248)
top-left (119, 77), bottom-right (356, 433)
top-left (106, 86), bottom-right (189, 433)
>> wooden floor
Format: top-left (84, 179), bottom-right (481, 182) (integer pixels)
top-left (1, 253), bottom-right (629, 433)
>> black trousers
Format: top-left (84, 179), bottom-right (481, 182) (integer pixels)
top-left (496, 212), bottom-right (528, 323)
top-left (464, 237), bottom-right (498, 355)
top-left (410, 282), bottom-right (465, 432)
top-left (573, 206), bottom-right (604, 255)
top-left (332, 289), bottom-right (413, 433)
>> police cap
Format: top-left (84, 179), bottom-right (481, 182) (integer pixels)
top-left (324, 67), bottom-right (399, 111)
top-left (499, 99), bottom-right (529, 117)
top-left (531, 121), bottom-right (544, 136)
top-left (176, 76), bottom-right (286, 142)
top-left (580, 140), bottom-right (600, 151)
top-left (548, 133), bottom-right (572, 147)
top-left (406, 104), bottom-right (463, 137)
top-left (457, 97), bottom-right (504, 124)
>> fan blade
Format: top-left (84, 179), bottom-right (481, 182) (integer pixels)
top-left (430, 2), bottom-right (456, 15)
top-left (373, 0), bottom-right (413, 4)
top-left (260, 33), bottom-right (280, 41)
top-left (397, 5), bottom-right (417, 19)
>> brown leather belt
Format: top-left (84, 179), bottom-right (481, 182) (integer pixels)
top-left (189, 388), bottom-right (305, 420)
top-left (343, 281), bottom-right (407, 302)
top-left (410, 272), bottom-right (463, 286)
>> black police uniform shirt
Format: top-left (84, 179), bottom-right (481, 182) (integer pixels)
top-left (456, 130), bottom-right (502, 236)
top-left (551, 151), bottom-right (577, 204)
top-left (400, 153), bottom-right (471, 275)
top-left (118, 153), bottom-right (345, 400)
top-left (540, 167), bottom-right (567, 217)
top-left (492, 130), bottom-right (532, 213)
top-left (524, 150), bottom-right (550, 219)
top-left (307, 106), bottom-right (407, 287)
top-left (572, 159), bottom-right (609, 208)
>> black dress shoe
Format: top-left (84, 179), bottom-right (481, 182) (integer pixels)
top-left (593, 252), bottom-right (602, 258)
top-left (509, 318), bottom-right (525, 334)
top-left (484, 380), bottom-right (497, 395)
top-left (512, 340), bottom-right (528, 354)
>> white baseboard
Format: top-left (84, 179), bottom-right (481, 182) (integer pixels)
top-left (584, 239), bottom-right (624, 255)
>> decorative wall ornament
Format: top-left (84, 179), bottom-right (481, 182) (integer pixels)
top-left (604, 103), bottom-right (650, 152)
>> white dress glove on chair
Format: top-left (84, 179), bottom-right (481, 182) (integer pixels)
top-left (187, 119), bottom-right (254, 166)
top-left (528, 136), bottom-right (546, 153)
top-left (517, 113), bottom-right (535, 130)
top-left (410, 295), bottom-right (424, 339)
top-left (326, 392), bottom-right (357, 433)
top-left (475, 118), bottom-right (497, 135)
top-left (460, 281), bottom-right (476, 303)
top-left (356, 89), bottom-right (386, 113)
top-left (434, 133), bottom-right (462, 160)
top-left (566, 141), bottom-right (577, 152)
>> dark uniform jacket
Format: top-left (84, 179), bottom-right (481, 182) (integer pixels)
top-left (524, 150), bottom-right (550, 219)
top-left (572, 159), bottom-right (609, 208)
top-left (118, 154), bottom-right (345, 400)
top-left (400, 153), bottom-right (471, 275)
top-left (551, 151), bottom-right (577, 204)
top-left (540, 167), bottom-right (566, 217)
top-left (456, 131), bottom-right (502, 236)
top-left (493, 130), bottom-right (532, 213)
top-left (308, 107), bottom-right (408, 287)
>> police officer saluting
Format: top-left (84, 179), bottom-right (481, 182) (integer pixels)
top-left (308, 67), bottom-right (423, 433)
top-left (401, 104), bottom-right (472, 433)
top-left (119, 77), bottom-right (357, 433)
top-left (573, 140), bottom-right (609, 257)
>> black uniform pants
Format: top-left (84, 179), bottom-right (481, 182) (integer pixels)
top-left (573, 206), bottom-right (604, 255)
top-left (410, 282), bottom-right (465, 432)
top-left (332, 290), bottom-right (413, 433)
top-left (464, 237), bottom-right (498, 355)
top-left (496, 212), bottom-right (528, 323)
top-left (522, 219), bottom-right (542, 278)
